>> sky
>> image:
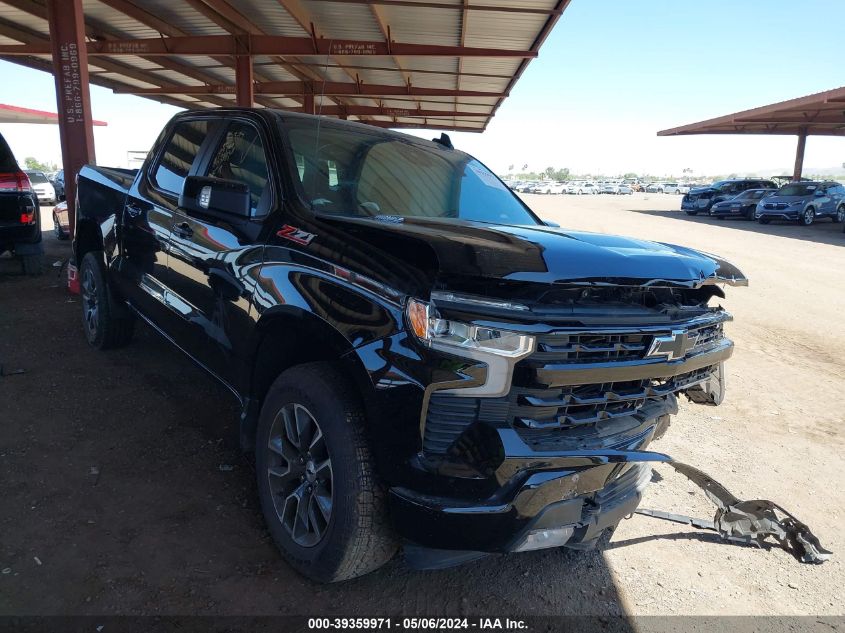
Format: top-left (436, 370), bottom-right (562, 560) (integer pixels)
top-left (0, 0), bottom-right (842, 178)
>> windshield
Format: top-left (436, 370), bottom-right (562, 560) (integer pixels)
top-left (777, 183), bottom-right (817, 197)
top-left (740, 189), bottom-right (771, 200)
top-left (24, 171), bottom-right (48, 184)
top-left (284, 120), bottom-right (539, 225)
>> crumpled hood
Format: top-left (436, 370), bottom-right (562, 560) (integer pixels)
top-left (327, 216), bottom-right (748, 288)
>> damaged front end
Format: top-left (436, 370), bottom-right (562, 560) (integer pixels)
top-left (391, 274), bottom-right (828, 568)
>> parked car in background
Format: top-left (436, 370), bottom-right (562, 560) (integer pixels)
top-left (601, 183), bottom-right (633, 195)
top-left (709, 188), bottom-right (777, 220)
top-left (0, 133), bottom-right (42, 274)
top-left (570, 181), bottom-right (600, 194)
top-left (24, 170), bottom-right (56, 205)
top-left (645, 182), bottom-right (665, 193)
top-left (536, 181), bottom-right (567, 194)
top-left (517, 182), bottom-right (537, 193)
top-left (74, 108), bottom-right (746, 582)
top-left (48, 169), bottom-right (65, 201)
top-left (663, 183), bottom-right (691, 195)
top-left (755, 181), bottom-right (845, 226)
top-left (53, 199), bottom-right (70, 239)
top-left (621, 178), bottom-right (642, 191)
top-left (682, 178), bottom-right (777, 215)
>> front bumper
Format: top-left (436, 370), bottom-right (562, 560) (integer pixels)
top-left (390, 430), bottom-right (664, 553)
top-left (756, 210), bottom-right (800, 220)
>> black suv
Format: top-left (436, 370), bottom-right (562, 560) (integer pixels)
top-left (682, 178), bottom-right (777, 215)
top-left (0, 132), bottom-right (42, 275)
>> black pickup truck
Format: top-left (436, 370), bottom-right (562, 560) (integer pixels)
top-left (74, 109), bottom-right (746, 582)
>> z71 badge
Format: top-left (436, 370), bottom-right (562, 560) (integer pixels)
top-left (276, 224), bottom-right (316, 245)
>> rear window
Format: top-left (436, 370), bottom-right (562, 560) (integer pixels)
top-left (0, 134), bottom-right (18, 172)
top-left (25, 171), bottom-right (48, 184)
top-left (153, 120), bottom-right (211, 195)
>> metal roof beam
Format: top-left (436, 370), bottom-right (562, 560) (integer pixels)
top-left (297, 105), bottom-right (486, 117)
top-left (114, 81), bottom-right (506, 97)
top-left (361, 120), bottom-right (484, 133)
top-left (0, 36), bottom-right (536, 58)
top-left (308, 0), bottom-right (563, 15)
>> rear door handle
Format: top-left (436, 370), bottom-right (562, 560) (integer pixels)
top-left (174, 222), bottom-right (193, 238)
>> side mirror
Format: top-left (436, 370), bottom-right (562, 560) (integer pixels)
top-left (180, 175), bottom-right (250, 217)
top-left (544, 219), bottom-right (561, 228)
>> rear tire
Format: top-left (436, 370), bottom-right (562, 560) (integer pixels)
top-left (745, 207), bottom-right (756, 221)
top-left (79, 251), bottom-right (135, 349)
top-left (20, 253), bottom-right (42, 276)
top-left (835, 205), bottom-right (845, 223)
top-left (256, 362), bottom-right (398, 583)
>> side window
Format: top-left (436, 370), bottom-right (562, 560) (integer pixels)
top-left (153, 120), bottom-right (210, 195)
top-left (205, 120), bottom-right (271, 216)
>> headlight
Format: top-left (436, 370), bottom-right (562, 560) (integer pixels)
top-left (407, 298), bottom-right (534, 357)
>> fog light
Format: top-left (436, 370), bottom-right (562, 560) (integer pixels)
top-left (512, 526), bottom-right (574, 552)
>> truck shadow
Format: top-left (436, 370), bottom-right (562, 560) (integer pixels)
top-left (628, 208), bottom-right (845, 248)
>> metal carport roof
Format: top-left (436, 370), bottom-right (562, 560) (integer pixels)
top-left (0, 0), bottom-right (571, 132)
top-left (658, 86), bottom-right (845, 180)
top-left (658, 86), bottom-right (845, 138)
top-left (0, 102), bottom-right (107, 124)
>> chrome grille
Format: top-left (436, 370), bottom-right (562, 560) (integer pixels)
top-left (534, 318), bottom-right (725, 365)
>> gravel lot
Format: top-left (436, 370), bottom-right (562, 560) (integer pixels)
top-left (1, 195), bottom-right (843, 618)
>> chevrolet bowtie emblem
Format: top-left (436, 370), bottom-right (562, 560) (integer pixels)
top-left (646, 329), bottom-right (699, 361)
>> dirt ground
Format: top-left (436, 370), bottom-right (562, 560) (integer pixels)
top-left (1, 196), bottom-right (843, 618)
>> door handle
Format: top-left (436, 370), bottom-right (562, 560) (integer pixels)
top-left (174, 222), bottom-right (193, 238)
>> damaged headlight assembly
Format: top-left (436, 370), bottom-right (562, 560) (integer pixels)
top-left (406, 297), bottom-right (535, 397)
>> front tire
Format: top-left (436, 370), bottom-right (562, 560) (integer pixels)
top-left (759, 218), bottom-right (771, 225)
top-left (801, 208), bottom-right (815, 226)
top-left (256, 362), bottom-right (398, 583)
top-left (79, 251), bottom-right (135, 349)
top-left (684, 211), bottom-right (698, 216)
top-left (835, 205), bottom-right (845, 223)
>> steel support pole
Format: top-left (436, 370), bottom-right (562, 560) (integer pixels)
top-left (235, 55), bottom-right (254, 106)
top-left (46, 0), bottom-right (96, 240)
top-left (793, 129), bottom-right (807, 181)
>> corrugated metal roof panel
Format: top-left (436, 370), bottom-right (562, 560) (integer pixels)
top-left (0, 0), bottom-right (567, 132)
top-left (231, 0), bottom-right (309, 37)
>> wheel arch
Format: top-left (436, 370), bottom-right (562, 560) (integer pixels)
top-left (240, 307), bottom-right (377, 451)
top-left (73, 218), bottom-right (104, 265)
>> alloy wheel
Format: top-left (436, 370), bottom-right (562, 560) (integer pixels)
top-left (803, 209), bottom-right (814, 225)
top-left (837, 206), bottom-right (845, 223)
top-left (81, 266), bottom-right (99, 341)
top-left (266, 403), bottom-right (333, 547)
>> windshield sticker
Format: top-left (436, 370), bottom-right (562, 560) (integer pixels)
top-left (277, 224), bottom-right (316, 246)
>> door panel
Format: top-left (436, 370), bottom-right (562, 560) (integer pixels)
top-left (116, 118), bottom-right (215, 332)
top-left (166, 118), bottom-right (273, 388)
